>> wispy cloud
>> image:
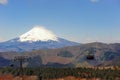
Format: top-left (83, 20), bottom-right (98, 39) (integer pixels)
top-left (0, 38), bottom-right (3, 42)
top-left (90, 0), bottom-right (99, 3)
top-left (0, 0), bottom-right (8, 5)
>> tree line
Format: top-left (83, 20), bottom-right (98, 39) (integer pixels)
top-left (0, 67), bottom-right (120, 80)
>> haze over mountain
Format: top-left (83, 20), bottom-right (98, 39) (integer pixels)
top-left (0, 26), bottom-right (79, 52)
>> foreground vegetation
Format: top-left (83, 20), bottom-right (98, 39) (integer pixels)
top-left (0, 67), bottom-right (120, 80)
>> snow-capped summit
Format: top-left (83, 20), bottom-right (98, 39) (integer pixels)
top-left (19, 26), bottom-right (58, 42)
top-left (0, 26), bottom-right (80, 52)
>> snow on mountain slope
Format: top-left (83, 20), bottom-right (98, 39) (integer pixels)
top-left (0, 26), bottom-right (80, 52)
top-left (19, 26), bottom-right (58, 42)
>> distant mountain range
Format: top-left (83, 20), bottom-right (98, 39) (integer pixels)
top-left (0, 42), bottom-right (120, 67)
top-left (0, 26), bottom-right (79, 52)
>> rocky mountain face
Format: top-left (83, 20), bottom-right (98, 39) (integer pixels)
top-left (0, 42), bottom-right (120, 67)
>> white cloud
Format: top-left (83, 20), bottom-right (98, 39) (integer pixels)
top-left (90, 0), bottom-right (99, 3)
top-left (0, 0), bottom-right (8, 5)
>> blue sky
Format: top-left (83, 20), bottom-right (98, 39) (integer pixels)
top-left (0, 0), bottom-right (120, 43)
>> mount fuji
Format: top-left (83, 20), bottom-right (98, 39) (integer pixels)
top-left (0, 26), bottom-right (80, 52)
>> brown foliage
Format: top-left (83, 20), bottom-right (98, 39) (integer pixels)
top-left (0, 74), bottom-right (38, 80)
top-left (0, 74), bottom-right (13, 80)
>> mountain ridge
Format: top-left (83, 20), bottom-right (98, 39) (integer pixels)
top-left (0, 42), bottom-right (120, 67)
